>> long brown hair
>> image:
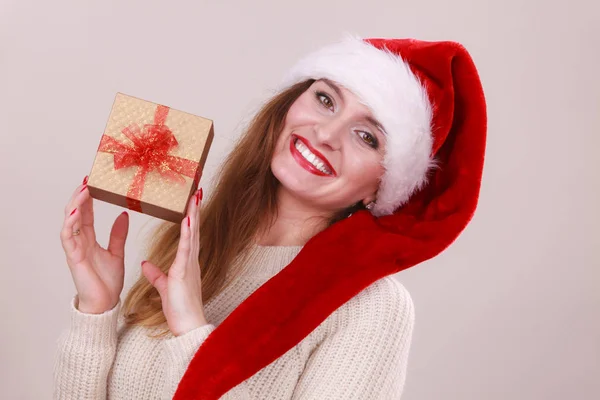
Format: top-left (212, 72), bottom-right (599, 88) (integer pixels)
top-left (122, 79), bottom-right (366, 337)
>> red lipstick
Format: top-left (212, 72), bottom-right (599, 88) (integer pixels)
top-left (289, 134), bottom-right (337, 177)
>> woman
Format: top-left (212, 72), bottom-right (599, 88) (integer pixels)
top-left (54, 34), bottom-right (486, 399)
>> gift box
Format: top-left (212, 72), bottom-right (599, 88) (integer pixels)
top-left (87, 93), bottom-right (214, 223)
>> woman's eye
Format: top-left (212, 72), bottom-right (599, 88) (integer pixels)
top-left (358, 131), bottom-right (378, 148)
top-left (316, 91), bottom-right (334, 111)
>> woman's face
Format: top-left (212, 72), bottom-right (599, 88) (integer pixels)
top-left (271, 79), bottom-right (387, 214)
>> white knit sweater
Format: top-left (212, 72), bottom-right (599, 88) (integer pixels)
top-left (53, 245), bottom-right (415, 399)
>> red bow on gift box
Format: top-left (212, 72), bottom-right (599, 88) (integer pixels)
top-left (98, 105), bottom-right (198, 212)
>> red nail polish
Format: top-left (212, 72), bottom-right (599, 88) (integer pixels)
top-left (80, 185), bottom-right (87, 193)
top-left (195, 191), bottom-right (199, 206)
top-left (141, 260), bottom-right (147, 266)
top-left (187, 216), bottom-right (190, 227)
top-left (70, 208), bottom-right (77, 216)
top-left (83, 176), bottom-right (89, 185)
top-left (199, 187), bottom-right (203, 201)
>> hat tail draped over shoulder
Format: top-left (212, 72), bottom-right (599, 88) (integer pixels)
top-left (174, 33), bottom-right (487, 400)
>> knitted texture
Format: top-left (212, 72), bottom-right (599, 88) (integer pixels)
top-left (53, 245), bottom-right (414, 399)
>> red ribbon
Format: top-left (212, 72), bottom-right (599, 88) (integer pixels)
top-left (98, 105), bottom-right (198, 212)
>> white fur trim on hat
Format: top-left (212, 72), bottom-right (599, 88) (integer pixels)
top-left (279, 33), bottom-right (435, 217)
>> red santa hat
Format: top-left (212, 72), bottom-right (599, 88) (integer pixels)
top-left (280, 33), bottom-right (436, 217)
top-left (174, 34), bottom-right (487, 399)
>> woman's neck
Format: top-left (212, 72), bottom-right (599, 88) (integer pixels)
top-left (255, 225), bottom-right (313, 246)
top-left (255, 187), bottom-right (330, 246)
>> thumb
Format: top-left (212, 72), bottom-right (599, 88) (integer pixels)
top-left (142, 260), bottom-right (168, 299)
top-left (108, 211), bottom-right (129, 258)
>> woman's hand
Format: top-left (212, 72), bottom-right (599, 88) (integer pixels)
top-left (141, 188), bottom-right (208, 337)
top-left (60, 176), bottom-right (129, 314)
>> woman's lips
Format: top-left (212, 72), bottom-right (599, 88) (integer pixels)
top-left (289, 134), bottom-right (337, 177)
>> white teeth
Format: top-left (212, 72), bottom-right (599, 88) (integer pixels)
top-left (294, 138), bottom-right (331, 174)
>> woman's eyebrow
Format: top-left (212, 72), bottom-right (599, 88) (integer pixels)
top-left (321, 78), bottom-right (387, 136)
top-left (321, 78), bottom-right (345, 103)
top-left (365, 116), bottom-right (387, 136)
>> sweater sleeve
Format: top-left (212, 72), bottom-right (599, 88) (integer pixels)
top-left (52, 294), bottom-right (122, 400)
top-left (160, 322), bottom-right (217, 399)
top-left (291, 278), bottom-right (416, 400)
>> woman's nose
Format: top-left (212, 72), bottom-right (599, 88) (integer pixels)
top-left (314, 118), bottom-right (345, 150)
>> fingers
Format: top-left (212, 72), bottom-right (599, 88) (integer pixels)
top-left (107, 211), bottom-right (129, 258)
top-left (192, 188), bottom-right (202, 240)
top-left (60, 207), bottom-right (80, 255)
top-left (188, 188), bottom-right (202, 254)
top-left (78, 187), bottom-right (95, 229)
top-left (171, 189), bottom-right (202, 279)
top-left (64, 176), bottom-right (88, 216)
top-left (64, 176), bottom-right (94, 235)
top-left (171, 215), bottom-right (192, 279)
top-left (141, 261), bottom-right (168, 298)
top-left (193, 188), bottom-right (202, 257)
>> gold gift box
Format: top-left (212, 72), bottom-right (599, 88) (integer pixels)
top-left (87, 93), bottom-right (213, 223)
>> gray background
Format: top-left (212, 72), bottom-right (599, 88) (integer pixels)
top-left (1, 0), bottom-right (598, 399)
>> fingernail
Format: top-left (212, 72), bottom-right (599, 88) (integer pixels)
top-left (70, 208), bottom-right (77, 216)
top-left (80, 185), bottom-right (87, 193)
top-left (199, 187), bottom-right (203, 201)
top-left (141, 260), bottom-right (147, 266)
top-left (82, 176), bottom-right (89, 185)
top-left (195, 190), bottom-right (200, 206)
top-left (121, 211), bottom-right (128, 217)
top-left (187, 216), bottom-right (190, 227)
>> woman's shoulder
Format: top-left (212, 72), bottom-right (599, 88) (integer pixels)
top-left (326, 276), bottom-right (415, 335)
top-left (347, 277), bottom-right (414, 320)
top-left (295, 277), bottom-right (414, 360)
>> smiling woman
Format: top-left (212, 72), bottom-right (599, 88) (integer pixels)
top-left (270, 79), bottom-right (388, 225)
top-left (53, 33), bottom-right (486, 400)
